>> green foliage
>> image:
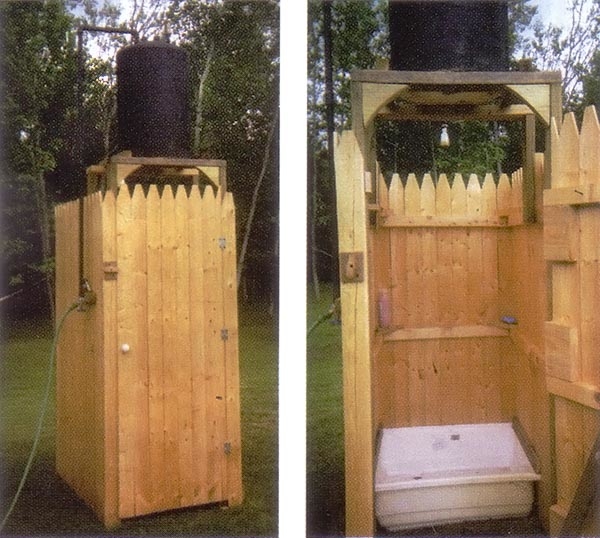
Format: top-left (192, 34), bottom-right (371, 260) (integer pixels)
top-left (170, 0), bottom-right (279, 299)
top-left (0, 1), bottom-right (77, 302)
top-left (583, 49), bottom-right (600, 109)
top-left (528, 0), bottom-right (600, 112)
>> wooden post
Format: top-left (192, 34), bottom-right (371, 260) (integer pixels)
top-left (335, 130), bottom-right (374, 537)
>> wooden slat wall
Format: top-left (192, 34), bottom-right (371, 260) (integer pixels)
top-left (55, 184), bottom-right (242, 525)
top-left (544, 107), bottom-right (600, 535)
top-left (372, 171), bottom-right (527, 428)
top-left (56, 194), bottom-right (111, 519)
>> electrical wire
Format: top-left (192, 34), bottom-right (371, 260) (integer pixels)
top-left (0, 301), bottom-right (79, 532)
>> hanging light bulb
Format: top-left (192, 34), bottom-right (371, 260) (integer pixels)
top-left (440, 124), bottom-right (450, 147)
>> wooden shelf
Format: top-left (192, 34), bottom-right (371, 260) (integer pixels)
top-left (383, 324), bottom-right (509, 342)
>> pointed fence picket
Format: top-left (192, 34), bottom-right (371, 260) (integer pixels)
top-left (378, 169), bottom-right (525, 227)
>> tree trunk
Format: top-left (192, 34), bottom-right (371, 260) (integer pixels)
top-left (309, 147), bottom-right (321, 300)
top-left (33, 170), bottom-right (55, 323)
top-left (193, 41), bottom-right (215, 157)
top-left (323, 0), bottom-right (340, 300)
top-left (236, 110), bottom-right (279, 287)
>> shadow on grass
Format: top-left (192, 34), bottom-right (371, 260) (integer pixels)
top-left (0, 302), bottom-right (277, 536)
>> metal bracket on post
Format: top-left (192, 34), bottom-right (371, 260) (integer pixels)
top-left (340, 251), bottom-right (364, 283)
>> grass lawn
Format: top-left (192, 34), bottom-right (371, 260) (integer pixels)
top-left (0, 304), bottom-right (277, 536)
top-left (306, 286), bottom-right (345, 537)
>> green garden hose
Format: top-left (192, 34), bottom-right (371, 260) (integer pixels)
top-left (0, 301), bottom-right (79, 532)
top-left (307, 298), bottom-right (341, 337)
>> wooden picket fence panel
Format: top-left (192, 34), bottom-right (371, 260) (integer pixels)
top-left (543, 106), bottom-right (600, 535)
top-left (377, 170), bottom-right (524, 227)
top-left (55, 185), bottom-right (242, 526)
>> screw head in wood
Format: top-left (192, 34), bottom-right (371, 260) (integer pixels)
top-left (121, 343), bottom-right (131, 354)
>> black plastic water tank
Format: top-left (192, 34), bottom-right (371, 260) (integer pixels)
top-left (117, 40), bottom-right (190, 157)
top-left (388, 0), bottom-right (509, 71)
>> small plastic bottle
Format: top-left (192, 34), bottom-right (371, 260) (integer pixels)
top-left (378, 288), bottom-right (392, 328)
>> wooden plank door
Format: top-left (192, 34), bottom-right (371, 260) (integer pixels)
top-left (115, 185), bottom-right (229, 518)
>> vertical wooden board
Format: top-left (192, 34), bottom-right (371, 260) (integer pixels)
top-left (144, 185), bottom-right (167, 512)
top-left (550, 117), bottom-right (563, 189)
top-left (405, 229), bottom-right (423, 327)
top-left (86, 193), bottom-right (105, 513)
top-left (451, 229), bottom-right (469, 325)
top-left (545, 322), bottom-right (580, 382)
top-left (544, 206), bottom-right (578, 262)
top-left (115, 188), bottom-right (136, 517)
top-left (58, 201), bottom-right (88, 496)
top-left (131, 186), bottom-right (151, 515)
top-left (451, 174), bottom-right (467, 216)
top-left (579, 207), bottom-right (600, 386)
top-left (552, 264), bottom-right (580, 327)
top-left (559, 112), bottom-right (581, 187)
top-left (420, 173), bottom-right (435, 216)
top-left (510, 169), bottom-right (524, 224)
top-left (555, 398), bottom-right (586, 507)
top-left (484, 339), bottom-right (504, 421)
top-left (425, 345), bottom-right (443, 425)
top-left (390, 228), bottom-right (407, 328)
top-left (421, 229), bottom-right (437, 324)
top-left (405, 173), bottom-right (420, 216)
top-left (580, 106), bottom-right (600, 184)
top-left (497, 174), bottom-right (512, 218)
top-left (378, 173), bottom-right (389, 213)
top-left (436, 228), bottom-right (454, 326)
top-left (159, 186), bottom-right (183, 507)
top-left (481, 174), bottom-right (497, 218)
top-left (55, 201), bottom-right (77, 484)
top-left (459, 343), bottom-right (474, 423)
top-left (173, 187), bottom-right (195, 508)
top-left (436, 174), bottom-right (451, 217)
top-left (470, 340), bottom-right (487, 421)
top-left (437, 341), bottom-right (453, 424)
top-left (466, 229), bottom-right (483, 324)
top-left (388, 173), bottom-right (404, 217)
top-left (201, 186), bottom-right (225, 502)
top-left (459, 342), bottom-right (475, 422)
top-left (100, 190), bottom-right (120, 526)
top-left (466, 174), bottom-right (482, 217)
top-left (407, 346), bottom-right (426, 425)
top-left (391, 345), bottom-right (410, 426)
top-left (480, 229), bottom-right (499, 323)
top-left (220, 191), bottom-right (243, 505)
top-left (187, 186), bottom-right (209, 503)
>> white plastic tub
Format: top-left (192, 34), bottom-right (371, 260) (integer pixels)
top-left (375, 422), bottom-right (540, 531)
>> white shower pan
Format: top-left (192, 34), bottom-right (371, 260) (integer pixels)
top-left (375, 422), bottom-right (541, 531)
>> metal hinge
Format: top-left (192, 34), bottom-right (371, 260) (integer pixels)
top-left (224, 442), bottom-right (232, 456)
top-left (221, 328), bottom-right (229, 341)
top-left (218, 237), bottom-right (227, 250)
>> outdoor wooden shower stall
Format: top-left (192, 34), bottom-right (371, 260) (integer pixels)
top-left (336, 69), bottom-right (600, 536)
top-left (54, 166), bottom-right (242, 526)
